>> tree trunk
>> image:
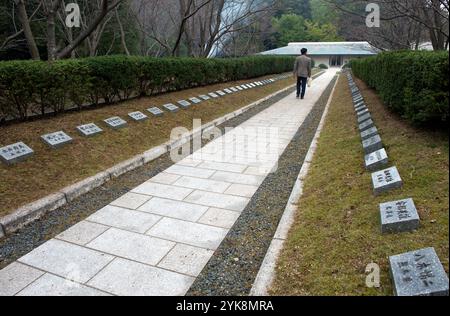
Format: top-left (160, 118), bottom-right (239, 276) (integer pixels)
top-left (115, 7), bottom-right (130, 56)
top-left (15, 0), bottom-right (40, 60)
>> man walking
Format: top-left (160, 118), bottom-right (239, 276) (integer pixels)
top-left (293, 48), bottom-right (312, 99)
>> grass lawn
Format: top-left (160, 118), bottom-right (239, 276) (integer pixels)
top-left (269, 74), bottom-right (449, 296)
top-left (0, 74), bottom-right (295, 217)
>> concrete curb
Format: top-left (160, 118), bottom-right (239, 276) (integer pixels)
top-left (0, 76), bottom-right (308, 239)
top-left (250, 73), bottom-right (339, 296)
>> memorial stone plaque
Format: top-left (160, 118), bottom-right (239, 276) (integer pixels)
top-left (0, 142), bottom-right (34, 165)
top-left (163, 103), bottom-right (180, 113)
top-left (355, 105), bottom-right (367, 113)
top-left (216, 90), bottom-right (226, 96)
top-left (128, 111), bottom-right (148, 122)
top-left (41, 131), bottom-right (73, 149)
top-left (224, 88), bottom-right (233, 94)
top-left (104, 116), bottom-right (127, 129)
top-left (372, 166), bottom-right (403, 195)
top-left (359, 119), bottom-right (375, 132)
top-left (77, 123), bottom-right (103, 137)
top-left (236, 86), bottom-right (243, 91)
top-left (199, 95), bottom-right (211, 101)
top-left (363, 134), bottom-right (383, 154)
top-left (354, 97), bottom-right (363, 103)
top-left (358, 113), bottom-right (372, 124)
top-left (189, 97), bottom-right (202, 104)
top-left (361, 126), bottom-right (378, 141)
top-left (241, 85), bottom-right (249, 90)
top-left (389, 247), bottom-right (449, 296)
top-left (208, 92), bottom-right (219, 98)
top-left (230, 87), bottom-right (238, 92)
top-left (148, 107), bottom-right (164, 117)
top-left (380, 198), bottom-right (420, 234)
top-left (354, 101), bottom-right (365, 108)
top-left (177, 100), bottom-right (191, 109)
top-left (357, 108), bottom-right (370, 117)
top-left (365, 148), bottom-right (389, 171)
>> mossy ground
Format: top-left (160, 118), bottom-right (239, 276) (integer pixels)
top-left (269, 75), bottom-right (449, 296)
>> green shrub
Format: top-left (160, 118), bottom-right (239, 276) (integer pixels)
top-left (318, 64), bottom-right (329, 69)
top-left (0, 55), bottom-right (295, 122)
top-left (351, 51), bottom-right (449, 126)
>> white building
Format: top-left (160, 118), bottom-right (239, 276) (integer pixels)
top-left (258, 42), bottom-right (378, 67)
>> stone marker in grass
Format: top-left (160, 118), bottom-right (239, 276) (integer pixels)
top-left (208, 92), bottom-right (219, 98)
top-left (361, 126), bottom-right (379, 141)
top-left (372, 166), bottom-right (403, 195)
top-left (359, 119), bottom-right (375, 132)
top-left (358, 113), bottom-right (372, 124)
top-left (77, 123), bottom-right (103, 137)
top-left (128, 111), bottom-right (148, 122)
top-left (224, 88), bottom-right (233, 94)
top-left (41, 131), bottom-right (73, 149)
top-left (177, 100), bottom-right (191, 109)
top-left (199, 94), bottom-right (211, 101)
top-left (216, 90), bottom-right (226, 96)
top-left (389, 247), bottom-right (449, 296)
top-left (241, 85), bottom-right (249, 90)
top-left (363, 134), bottom-right (383, 154)
top-left (236, 86), bottom-right (243, 91)
top-left (0, 142), bottom-right (34, 165)
top-left (147, 107), bottom-right (164, 117)
top-left (354, 100), bottom-right (365, 108)
top-left (104, 116), bottom-right (127, 129)
top-left (163, 103), bottom-right (180, 113)
top-left (380, 198), bottom-right (420, 234)
top-left (365, 148), bottom-right (388, 171)
top-left (357, 108), bottom-right (370, 117)
top-left (189, 97), bottom-right (202, 104)
top-left (230, 87), bottom-right (238, 92)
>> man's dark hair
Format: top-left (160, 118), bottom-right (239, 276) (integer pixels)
top-left (301, 48), bottom-right (308, 55)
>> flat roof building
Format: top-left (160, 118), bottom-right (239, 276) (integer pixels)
top-left (258, 41), bottom-right (378, 67)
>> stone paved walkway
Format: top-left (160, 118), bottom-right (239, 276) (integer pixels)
top-left (0, 69), bottom-right (338, 296)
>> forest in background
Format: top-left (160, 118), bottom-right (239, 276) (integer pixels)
top-left (0, 0), bottom-right (448, 61)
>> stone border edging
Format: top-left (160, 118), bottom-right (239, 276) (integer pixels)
top-left (249, 73), bottom-right (339, 296)
top-left (0, 74), bottom-right (324, 238)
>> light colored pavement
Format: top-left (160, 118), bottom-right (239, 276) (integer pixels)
top-left (0, 69), bottom-right (338, 296)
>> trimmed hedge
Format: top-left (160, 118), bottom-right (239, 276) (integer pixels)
top-left (0, 55), bottom-right (295, 122)
top-left (351, 51), bottom-right (449, 126)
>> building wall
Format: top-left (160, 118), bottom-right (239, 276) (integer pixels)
top-left (310, 55), bottom-right (366, 67)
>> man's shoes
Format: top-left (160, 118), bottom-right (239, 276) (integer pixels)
top-left (296, 95), bottom-right (300, 99)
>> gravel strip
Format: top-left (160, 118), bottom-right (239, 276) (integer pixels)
top-left (187, 75), bottom-right (338, 296)
top-left (0, 82), bottom-right (301, 270)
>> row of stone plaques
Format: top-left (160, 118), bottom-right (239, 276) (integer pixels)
top-left (0, 75), bottom-right (288, 165)
top-left (346, 72), bottom-right (448, 296)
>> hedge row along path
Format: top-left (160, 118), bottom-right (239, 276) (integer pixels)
top-left (0, 69), bottom-right (338, 296)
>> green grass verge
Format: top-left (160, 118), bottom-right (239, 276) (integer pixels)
top-left (269, 74), bottom-right (449, 296)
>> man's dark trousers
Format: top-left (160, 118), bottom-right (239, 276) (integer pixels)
top-left (297, 76), bottom-right (308, 99)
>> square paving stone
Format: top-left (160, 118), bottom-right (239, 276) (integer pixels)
top-left (197, 161), bottom-right (247, 173)
top-left (210, 171), bottom-right (264, 186)
top-left (0, 142), bottom-right (34, 165)
top-left (372, 166), bottom-right (403, 195)
top-left (132, 181), bottom-right (193, 201)
top-left (149, 172), bottom-right (181, 185)
top-left (17, 273), bottom-right (110, 296)
top-left (56, 221), bottom-right (109, 246)
top-left (110, 192), bottom-right (152, 209)
top-left (197, 208), bottom-right (241, 229)
top-left (87, 258), bottom-right (194, 296)
top-left (363, 134), bottom-right (383, 154)
top-left (87, 205), bottom-right (161, 234)
top-left (147, 217), bottom-right (228, 250)
top-left (18, 239), bottom-right (114, 283)
top-left (365, 148), bottom-right (389, 171)
top-left (138, 197), bottom-right (208, 222)
top-left (157, 244), bottom-right (214, 277)
top-left (0, 262), bottom-right (44, 296)
top-left (361, 127), bottom-right (379, 141)
top-left (87, 228), bottom-right (175, 265)
top-left (380, 198), bottom-right (420, 234)
top-left (184, 190), bottom-right (250, 212)
top-left (173, 176), bottom-right (231, 193)
top-left (389, 247), bottom-right (449, 296)
top-left (224, 183), bottom-right (259, 198)
top-left (165, 165), bottom-right (216, 179)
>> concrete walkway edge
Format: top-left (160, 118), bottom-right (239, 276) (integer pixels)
top-left (250, 73), bottom-right (340, 296)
